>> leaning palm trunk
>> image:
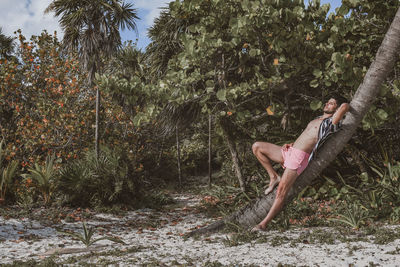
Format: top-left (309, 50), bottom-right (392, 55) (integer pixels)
top-left (189, 6), bottom-right (400, 236)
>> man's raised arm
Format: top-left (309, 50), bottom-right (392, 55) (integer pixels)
top-left (332, 103), bottom-right (350, 125)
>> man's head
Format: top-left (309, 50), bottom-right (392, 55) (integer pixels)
top-left (323, 94), bottom-right (348, 114)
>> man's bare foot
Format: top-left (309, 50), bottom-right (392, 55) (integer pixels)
top-left (264, 176), bottom-right (281, 195)
top-left (250, 224), bottom-right (266, 232)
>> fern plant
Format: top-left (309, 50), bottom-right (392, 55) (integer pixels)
top-left (58, 222), bottom-right (125, 247)
top-left (23, 154), bottom-right (57, 205)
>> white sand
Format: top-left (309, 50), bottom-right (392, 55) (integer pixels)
top-left (0, 194), bottom-right (399, 266)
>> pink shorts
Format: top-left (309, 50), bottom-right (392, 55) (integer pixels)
top-left (281, 147), bottom-right (310, 175)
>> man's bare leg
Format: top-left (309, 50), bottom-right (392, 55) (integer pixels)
top-left (252, 142), bottom-right (284, 194)
top-left (253, 168), bottom-right (298, 230)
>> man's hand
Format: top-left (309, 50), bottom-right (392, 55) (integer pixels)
top-left (282, 143), bottom-right (293, 152)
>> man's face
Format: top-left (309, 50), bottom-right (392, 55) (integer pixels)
top-left (323, 98), bottom-right (338, 114)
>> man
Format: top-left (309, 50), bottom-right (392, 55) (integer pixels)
top-left (251, 95), bottom-right (349, 231)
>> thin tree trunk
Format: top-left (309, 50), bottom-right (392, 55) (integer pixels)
top-left (208, 114), bottom-right (212, 188)
top-left (95, 87), bottom-right (100, 158)
top-left (189, 6), bottom-right (400, 236)
top-left (220, 119), bottom-right (246, 192)
top-left (157, 136), bottom-right (165, 167)
top-left (176, 125), bottom-right (182, 188)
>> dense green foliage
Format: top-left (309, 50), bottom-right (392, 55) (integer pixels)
top-left (116, 0), bottom-right (400, 192)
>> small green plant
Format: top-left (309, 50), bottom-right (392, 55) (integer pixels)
top-left (58, 222), bottom-right (126, 247)
top-left (22, 154), bottom-right (57, 205)
top-left (0, 161), bottom-right (19, 202)
top-left (0, 140), bottom-right (19, 203)
top-left (329, 202), bottom-right (372, 229)
top-left (222, 228), bottom-right (257, 247)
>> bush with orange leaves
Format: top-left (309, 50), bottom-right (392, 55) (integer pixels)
top-left (0, 30), bottom-right (94, 167)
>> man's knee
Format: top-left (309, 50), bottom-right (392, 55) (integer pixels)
top-left (252, 142), bottom-right (261, 155)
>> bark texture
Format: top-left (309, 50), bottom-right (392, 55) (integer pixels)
top-left (189, 7), bottom-right (400, 236)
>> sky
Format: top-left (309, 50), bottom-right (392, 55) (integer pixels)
top-left (0, 0), bottom-right (342, 51)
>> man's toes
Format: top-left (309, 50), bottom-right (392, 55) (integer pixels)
top-left (264, 186), bottom-right (273, 195)
top-left (265, 178), bottom-right (280, 195)
top-left (251, 225), bottom-right (266, 232)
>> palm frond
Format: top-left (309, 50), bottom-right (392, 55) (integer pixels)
top-left (0, 27), bottom-right (15, 58)
top-left (158, 100), bottom-right (201, 137)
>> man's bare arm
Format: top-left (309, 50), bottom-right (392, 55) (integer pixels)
top-left (332, 103), bottom-right (349, 125)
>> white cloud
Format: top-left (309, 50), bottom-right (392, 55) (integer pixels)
top-left (0, 0), bottom-right (62, 39)
top-left (133, 0), bottom-right (172, 25)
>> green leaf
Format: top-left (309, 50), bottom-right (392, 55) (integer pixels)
top-left (348, 0), bottom-right (360, 8)
top-left (206, 80), bottom-right (214, 88)
top-left (310, 79), bottom-right (319, 88)
top-left (241, 0), bottom-right (250, 11)
top-left (329, 187), bottom-right (338, 196)
top-left (313, 69), bottom-right (322, 78)
top-left (187, 25), bottom-right (197, 33)
top-left (360, 172), bottom-right (369, 182)
top-left (376, 109), bottom-right (388, 120)
top-left (251, 1), bottom-right (260, 12)
top-left (249, 49), bottom-right (260, 57)
top-left (337, 5), bottom-right (350, 16)
top-left (284, 72), bottom-right (292, 78)
top-left (216, 89), bottom-right (226, 101)
top-left (310, 100), bottom-right (322, 111)
top-left (379, 84), bottom-right (390, 96)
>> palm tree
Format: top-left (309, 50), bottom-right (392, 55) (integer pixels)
top-left (45, 0), bottom-right (139, 157)
top-left (190, 6), bottom-right (400, 235)
top-left (0, 27), bottom-right (14, 59)
top-left (145, 8), bottom-right (189, 80)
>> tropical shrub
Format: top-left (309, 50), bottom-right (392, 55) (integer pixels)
top-left (0, 30), bottom-right (94, 166)
top-left (58, 146), bottom-right (141, 207)
top-left (22, 154), bottom-right (57, 205)
top-left (0, 140), bottom-right (19, 203)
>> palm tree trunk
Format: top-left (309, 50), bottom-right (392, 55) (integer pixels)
top-left (189, 6), bottom-right (400, 235)
top-left (220, 118), bottom-right (246, 192)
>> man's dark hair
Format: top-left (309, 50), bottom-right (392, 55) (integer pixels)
top-left (329, 94), bottom-right (348, 107)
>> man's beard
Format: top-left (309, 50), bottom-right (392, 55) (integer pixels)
top-left (323, 109), bottom-right (335, 114)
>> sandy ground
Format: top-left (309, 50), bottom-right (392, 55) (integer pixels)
top-left (1, 194), bottom-right (400, 266)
